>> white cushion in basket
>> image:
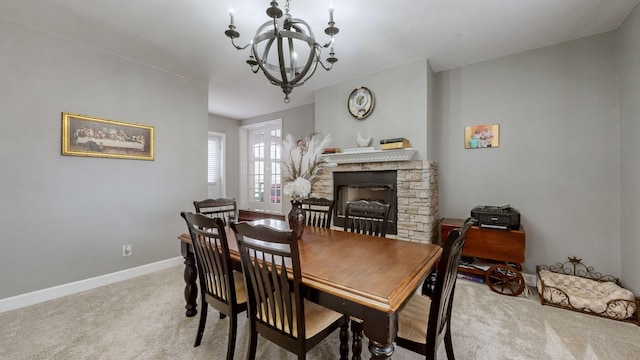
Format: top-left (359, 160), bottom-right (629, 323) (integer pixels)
top-left (537, 269), bottom-right (637, 319)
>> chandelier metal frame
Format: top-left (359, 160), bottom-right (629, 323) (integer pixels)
top-left (225, 1), bottom-right (339, 102)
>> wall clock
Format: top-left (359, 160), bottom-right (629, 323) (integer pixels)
top-left (347, 86), bottom-right (375, 119)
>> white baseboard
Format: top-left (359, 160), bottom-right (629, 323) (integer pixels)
top-left (522, 272), bottom-right (537, 287)
top-left (0, 257), bottom-right (184, 314)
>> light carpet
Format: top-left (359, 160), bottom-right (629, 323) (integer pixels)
top-left (1, 266), bottom-right (638, 359)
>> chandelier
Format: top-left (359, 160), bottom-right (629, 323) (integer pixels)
top-left (225, 1), bottom-right (339, 103)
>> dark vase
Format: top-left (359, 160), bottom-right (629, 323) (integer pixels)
top-left (288, 200), bottom-right (306, 239)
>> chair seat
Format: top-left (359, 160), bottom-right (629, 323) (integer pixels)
top-left (259, 296), bottom-right (344, 338)
top-left (397, 293), bottom-right (432, 344)
top-left (303, 299), bottom-right (344, 338)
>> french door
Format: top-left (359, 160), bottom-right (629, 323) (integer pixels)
top-left (246, 124), bottom-right (281, 212)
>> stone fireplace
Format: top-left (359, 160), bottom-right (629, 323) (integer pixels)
top-left (311, 152), bottom-right (439, 243)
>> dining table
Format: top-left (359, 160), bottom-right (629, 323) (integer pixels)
top-left (178, 219), bottom-right (442, 359)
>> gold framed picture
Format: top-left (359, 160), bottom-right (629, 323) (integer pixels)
top-left (465, 124), bottom-right (499, 149)
top-left (61, 112), bottom-right (155, 160)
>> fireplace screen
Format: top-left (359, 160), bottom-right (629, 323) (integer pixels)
top-left (333, 170), bottom-right (397, 234)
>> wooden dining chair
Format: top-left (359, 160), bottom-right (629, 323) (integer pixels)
top-left (230, 221), bottom-right (350, 360)
top-left (343, 200), bottom-right (391, 237)
top-left (193, 198), bottom-right (238, 225)
top-left (343, 199), bottom-right (391, 358)
top-left (180, 212), bottom-right (247, 359)
top-left (395, 218), bottom-right (475, 360)
top-left (302, 197), bottom-right (335, 228)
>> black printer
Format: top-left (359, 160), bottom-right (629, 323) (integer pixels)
top-left (471, 205), bottom-right (520, 230)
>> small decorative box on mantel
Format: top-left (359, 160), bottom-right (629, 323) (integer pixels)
top-left (380, 137), bottom-right (412, 150)
top-left (320, 148), bottom-right (416, 164)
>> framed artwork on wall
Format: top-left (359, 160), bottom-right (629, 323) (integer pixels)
top-left (465, 124), bottom-right (499, 149)
top-left (61, 112), bottom-right (155, 160)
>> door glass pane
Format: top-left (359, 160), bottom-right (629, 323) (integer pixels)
top-left (250, 131), bottom-right (265, 203)
top-left (270, 128), bottom-right (281, 205)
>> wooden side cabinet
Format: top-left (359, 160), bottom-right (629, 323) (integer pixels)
top-left (441, 218), bottom-right (527, 296)
top-left (441, 218), bottom-right (525, 263)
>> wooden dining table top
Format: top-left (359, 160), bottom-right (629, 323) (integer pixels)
top-left (179, 220), bottom-right (442, 314)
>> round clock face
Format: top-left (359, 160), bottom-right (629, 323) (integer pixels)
top-left (348, 87), bottom-right (375, 119)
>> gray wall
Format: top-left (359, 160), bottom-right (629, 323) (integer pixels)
top-left (434, 32), bottom-right (623, 280)
top-left (315, 60), bottom-right (429, 161)
top-left (241, 103), bottom-right (315, 138)
top-left (426, 61), bottom-right (436, 160)
top-left (209, 114), bottom-right (240, 199)
top-left (0, 18), bottom-right (208, 298)
top-left (618, 4), bottom-right (640, 292)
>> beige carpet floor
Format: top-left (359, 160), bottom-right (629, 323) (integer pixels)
top-left (1, 265), bottom-right (638, 359)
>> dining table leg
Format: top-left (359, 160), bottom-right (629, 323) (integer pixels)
top-left (363, 310), bottom-right (397, 360)
top-left (368, 341), bottom-right (394, 360)
top-left (180, 241), bottom-right (198, 317)
top-left (346, 320), bottom-right (392, 360)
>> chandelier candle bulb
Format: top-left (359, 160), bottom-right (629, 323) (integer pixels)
top-left (229, 9), bottom-right (234, 26)
top-left (329, 7), bottom-right (334, 22)
top-left (292, 54), bottom-right (297, 76)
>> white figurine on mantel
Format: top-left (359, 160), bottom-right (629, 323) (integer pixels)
top-left (356, 132), bottom-right (371, 147)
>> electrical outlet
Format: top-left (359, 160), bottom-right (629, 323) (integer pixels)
top-left (122, 244), bottom-right (132, 257)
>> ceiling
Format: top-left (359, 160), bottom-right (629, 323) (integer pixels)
top-left (2, 0), bottom-right (638, 119)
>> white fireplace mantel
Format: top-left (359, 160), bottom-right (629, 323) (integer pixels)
top-left (320, 148), bottom-right (416, 164)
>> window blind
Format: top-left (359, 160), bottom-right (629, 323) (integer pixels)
top-left (208, 136), bottom-right (220, 183)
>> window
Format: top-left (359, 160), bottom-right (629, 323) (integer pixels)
top-left (207, 132), bottom-right (225, 199)
top-left (208, 135), bottom-right (220, 184)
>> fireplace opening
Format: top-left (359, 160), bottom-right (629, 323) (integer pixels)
top-left (333, 170), bottom-right (397, 234)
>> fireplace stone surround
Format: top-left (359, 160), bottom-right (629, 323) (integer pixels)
top-left (311, 160), bottom-right (439, 244)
